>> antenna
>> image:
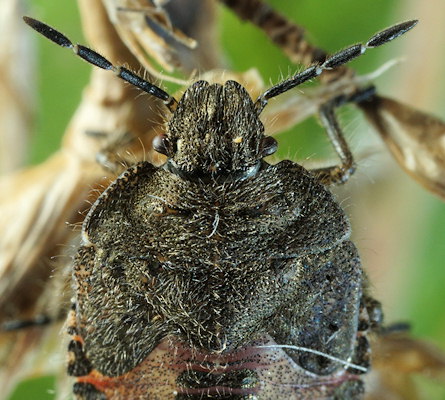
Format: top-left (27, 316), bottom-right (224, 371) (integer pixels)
top-left (255, 20), bottom-right (418, 113)
top-left (23, 16), bottom-right (178, 112)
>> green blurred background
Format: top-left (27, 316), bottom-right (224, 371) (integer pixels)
top-left (7, 0), bottom-right (445, 398)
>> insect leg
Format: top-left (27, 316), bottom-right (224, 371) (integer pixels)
top-left (310, 86), bottom-right (375, 185)
top-left (219, 0), bottom-right (328, 66)
top-left (0, 314), bottom-right (54, 332)
top-left (312, 102), bottom-right (355, 185)
top-left (83, 130), bottom-right (143, 175)
top-left (22, 16), bottom-right (178, 112)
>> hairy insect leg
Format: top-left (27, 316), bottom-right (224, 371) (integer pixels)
top-left (219, 0), bottom-right (328, 66)
top-left (308, 87), bottom-right (375, 185)
top-left (312, 100), bottom-right (355, 185)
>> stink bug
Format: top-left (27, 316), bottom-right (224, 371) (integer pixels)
top-left (20, 15), bottom-right (418, 399)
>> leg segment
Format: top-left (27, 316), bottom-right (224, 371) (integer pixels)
top-left (219, 0), bottom-right (329, 67)
top-left (311, 87), bottom-right (375, 185)
top-left (1, 314), bottom-right (54, 332)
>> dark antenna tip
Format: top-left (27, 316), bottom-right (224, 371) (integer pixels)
top-left (366, 19), bottom-right (418, 48)
top-left (23, 16), bottom-right (73, 48)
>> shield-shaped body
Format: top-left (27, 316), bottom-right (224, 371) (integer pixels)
top-left (68, 81), bottom-right (375, 400)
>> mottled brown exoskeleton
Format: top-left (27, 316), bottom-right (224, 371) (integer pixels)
top-left (23, 17), bottom-right (417, 399)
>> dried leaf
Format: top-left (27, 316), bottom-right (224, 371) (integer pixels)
top-left (0, 0), bottom-right (34, 173)
top-left (101, 0), bottom-right (220, 79)
top-left (365, 331), bottom-right (445, 400)
top-left (360, 95), bottom-right (445, 200)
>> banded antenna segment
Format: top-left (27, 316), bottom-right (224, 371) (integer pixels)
top-left (23, 16), bottom-right (178, 112)
top-left (255, 20), bottom-right (418, 113)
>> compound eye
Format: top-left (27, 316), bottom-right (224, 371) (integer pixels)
top-left (153, 134), bottom-right (172, 156)
top-left (260, 136), bottom-right (278, 157)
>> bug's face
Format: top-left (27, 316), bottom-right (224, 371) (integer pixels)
top-left (154, 80), bottom-right (277, 180)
